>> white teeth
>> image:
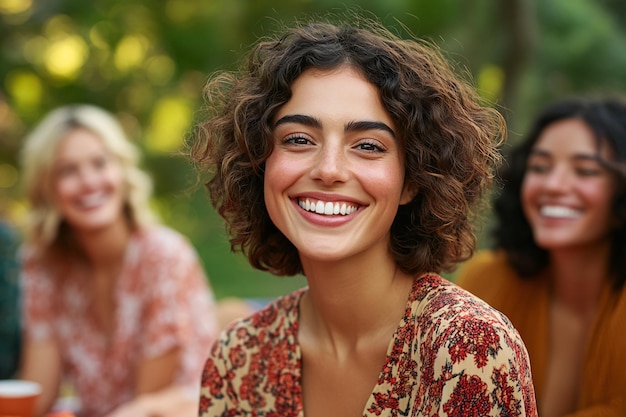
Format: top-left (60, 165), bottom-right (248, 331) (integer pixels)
top-left (79, 193), bottom-right (107, 208)
top-left (541, 205), bottom-right (580, 219)
top-left (298, 199), bottom-right (358, 216)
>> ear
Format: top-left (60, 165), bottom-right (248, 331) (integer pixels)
top-left (399, 183), bottom-right (417, 205)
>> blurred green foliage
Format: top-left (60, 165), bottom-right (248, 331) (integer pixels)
top-left (1, 0), bottom-right (626, 298)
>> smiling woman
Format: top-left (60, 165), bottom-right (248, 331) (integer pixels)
top-left (17, 104), bottom-right (220, 417)
top-left (190, 16), bottom-right (538, 417)
top-left (457, 96), bottom-right (626, 417)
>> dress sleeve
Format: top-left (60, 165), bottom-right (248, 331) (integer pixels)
top-left (402, 277), bottom-right (538, 417)
top-left (20, 247), bottom-right (56, 342)
top-left (433, 303), bottom-right (538, 416)
top-left (199, 337), bottom-right (234, 416)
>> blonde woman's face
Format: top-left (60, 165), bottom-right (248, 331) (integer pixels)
top-left (52, 128), bottom-right (127, 234)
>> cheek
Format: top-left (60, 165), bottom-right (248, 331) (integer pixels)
top-left (52, 180), bottom-right (78, 219)
top-left (264, 153), bottom-right (301, 190)
top-left (107, 164), bottom-right (125, 186)
top-left (264, 154), bottom-right (280, 183)
top-left (263, 154), bottom-right (287, 215)
top-left (362, 164), bottom-right (406, 201)
top-left (113, 173), bottom-right (126, 196)
top-left (54, 177), bottom-right (77, 202)
top-left (520, 176), bottom-right (538, 216)
top-left (103, 166), bottom-right (128, 201)
top-left (585, 183), bottom-right (615, 213)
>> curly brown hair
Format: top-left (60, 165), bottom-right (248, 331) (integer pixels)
top-left (191, 18), bottom-right (505, 276)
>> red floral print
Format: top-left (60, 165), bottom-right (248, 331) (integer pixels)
top-left (21, 226), bottom-right (218, 417)
top-left (200, 273), bottom-right (537, 416)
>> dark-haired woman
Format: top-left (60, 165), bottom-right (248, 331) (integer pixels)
top-left (192, 18), bottom-right (537, 417)
top-left (458, 96), bottom-right (626, 417)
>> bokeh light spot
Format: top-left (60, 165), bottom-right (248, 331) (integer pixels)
top-left (146, 55), bottom-right (176, 85)
top-left (114, 35), bottom-right (148, 72)
top-left (44, 35), bottom-right (88, 79)
top-left (5, 70), bottom-right (43, 112)
top-left (145, 97), bottom-right (193, 153)
top-left (477, 64), bottom-right (504, 102)
top-left (0, 0), bottom-right (31, 14)
top-left (164, 0), bottom-right (199, 24)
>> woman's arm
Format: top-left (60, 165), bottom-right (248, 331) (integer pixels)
top-left (135, 348), bottom-right (180, 394)
top-left (20, 338), bottom-right (62, 417)
top-left (104, 348), bottom-right (196, 417)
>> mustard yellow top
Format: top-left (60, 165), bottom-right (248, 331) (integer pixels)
top-left (456, 250), bottom-right (626, 417)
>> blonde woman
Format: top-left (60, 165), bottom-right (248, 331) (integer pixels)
top-left (19, 104), bottom-right (219, 417)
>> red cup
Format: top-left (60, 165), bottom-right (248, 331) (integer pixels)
top-left (0, 380), bottom-right (41, 417)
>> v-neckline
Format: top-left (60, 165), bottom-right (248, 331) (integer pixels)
top-left (292, 276), bottom-right (421, 416)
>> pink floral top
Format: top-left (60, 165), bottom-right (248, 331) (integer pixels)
top-left (21, 226), bottom-right (219, 417)
top-left (200, 273), bottom-right (537, 417)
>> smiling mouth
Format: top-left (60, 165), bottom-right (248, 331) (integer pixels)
top-left (298, 198), bottom-right (358, 215)
top-left (540, 205), bottom-right (581, 219)
top-left (77, 192), bottom-right (109, 209)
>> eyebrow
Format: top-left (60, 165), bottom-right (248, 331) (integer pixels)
top-left (529, 148), bottom-right (603, 162)
top-left (274, 114), bottom-right (396, 138)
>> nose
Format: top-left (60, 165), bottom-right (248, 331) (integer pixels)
top-left (309, 141), bottom-right (350, 185)
top-left (542, 165), bottom-right (570, 193)
top-left (77, 166), bottom-right (101, 189)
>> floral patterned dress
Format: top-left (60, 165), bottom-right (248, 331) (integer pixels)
top-left (200, 273), bottom-right (537, 417)
top-left (21, 226), bottom-right (219, 417)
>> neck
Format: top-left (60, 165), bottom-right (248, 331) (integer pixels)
top-left (72, 217), bottom-right (133, 269)
top-left (548, 243), bottom-right (611, 315)
top-left (299, 250), bottom-right (415, 346)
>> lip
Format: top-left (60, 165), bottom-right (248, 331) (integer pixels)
top-left (293, 192), bottom-right (365, 205)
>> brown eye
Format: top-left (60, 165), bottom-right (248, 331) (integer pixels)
top-left (575, 167), bottom-right (601, 176)
top-left (283, 134), bottom-right (312, 146)
top-left (526, 163), bottom-right (549, 174)
top-left (93, 155), bottom-right (108, 170)
top-left (355, 141), bottom-right (385, 153)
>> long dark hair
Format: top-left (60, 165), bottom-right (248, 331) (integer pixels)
top-left (493, 96), bottom-right (626, 289)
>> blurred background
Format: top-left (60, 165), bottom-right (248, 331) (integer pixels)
top-left (1, 0), bottom-right (626, 299)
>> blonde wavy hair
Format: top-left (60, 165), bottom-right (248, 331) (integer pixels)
top-left (20, 104), bottom-right (157, 253)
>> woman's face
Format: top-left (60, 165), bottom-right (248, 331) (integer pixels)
top-left (52, 127), bottom-right (127, 234)
top-left (521, 118), bottom-right (617, 251)
top-left (263, 66), bottom-right (413, 264)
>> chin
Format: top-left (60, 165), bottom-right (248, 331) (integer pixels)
top-left (66, 212), bottom-right (125, 233)
top-left (534, 239), bottom-right (576, 250)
